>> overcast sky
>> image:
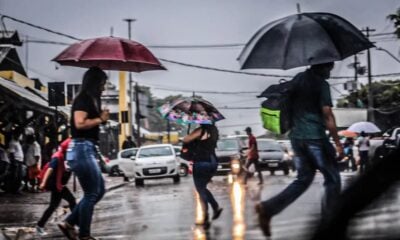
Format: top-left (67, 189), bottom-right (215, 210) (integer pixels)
top-left (1, 0), bottom-right (399, 135)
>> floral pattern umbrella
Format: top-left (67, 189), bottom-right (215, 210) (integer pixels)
top-left (159, 97), bottom-right (225, 125)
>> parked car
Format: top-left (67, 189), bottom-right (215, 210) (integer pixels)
top-left (215, 138), bottom-right (246, 175)
top-left (257, 138), bottom-right (291, 175)
top-left (173, 146), bottom-right (192, 177)
top-left (277, 140), bottom-right (295, 170)
top-left (119, 144), bottom-right (180, 187)
top-left (105, 148), bottom-right (138, 176)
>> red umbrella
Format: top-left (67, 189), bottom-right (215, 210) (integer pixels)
top-left (52, 36), bottom-right (166, 72)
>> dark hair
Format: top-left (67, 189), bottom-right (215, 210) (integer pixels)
top-left (78, 67), bottom-right (107, 99)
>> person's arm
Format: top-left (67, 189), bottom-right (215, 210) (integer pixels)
top-left (39, 168), bottom-right (53, 190)
top-left (322, 106), bottom-right (344, 158)
top-left (74, 110), bottom-right (109, 130)
top-left (183, 128), bottom-right (202, 144)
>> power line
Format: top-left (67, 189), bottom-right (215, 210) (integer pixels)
top-left (3, 14), bottom-right (400, 81)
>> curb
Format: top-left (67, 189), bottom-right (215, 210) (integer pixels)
top-left (106, 181), bottom-right (132, 192)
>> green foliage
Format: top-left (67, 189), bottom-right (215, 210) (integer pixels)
top-left (337, 80), bottom-right (400, 109)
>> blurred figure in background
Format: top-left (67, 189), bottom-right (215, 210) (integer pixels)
top-left (37, 138), bottom-right (76, 236)
top-left (24, 135), bottom-right (41, 192)
top-left (243, 127), bottom-right (263, 185)
top-left (356, 131), bottom-right (370, 173)
top-left (122, 136), bottom-right (136, 149)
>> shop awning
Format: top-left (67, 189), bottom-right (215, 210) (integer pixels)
top-left (0, 77), bottom-right (56, 116)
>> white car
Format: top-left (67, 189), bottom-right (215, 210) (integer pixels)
top-left (106, 148), bottom-right (138, 177)
top-left (173, 146), bottom-right (192, 177)
top-left (119, 144), bottom-right (180, 187)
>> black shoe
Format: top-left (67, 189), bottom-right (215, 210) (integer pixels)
top-left (58, 221), bottom-right (78, 240)
top-left (212, 207), bottom-right (223, 220)
top-left (255, 203), bottom-right (271, 237)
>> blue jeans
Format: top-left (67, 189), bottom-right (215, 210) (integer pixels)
top-left (193, 155), bottom-right (219, 218)
top-left (65, 140), bottom-right (105, 237)
top-left (261, 138), bottom-right (341, 218)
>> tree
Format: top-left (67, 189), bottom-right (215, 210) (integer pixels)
top-left (388, 7), bottom-right (400, 39)
top-left (337, 80), bottom-right (400, 130)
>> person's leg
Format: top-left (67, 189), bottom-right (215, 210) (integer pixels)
top-left (65, 142), bottom-right (103, 238)
top-left (260, 139), bottom-right (315, 217)
top-left (38, 190), bottom-right (63, 227)
top-left (254, 158), bottom-right (263, 184)
top-left (243, 159), bottom-right (252, 184)
top-left (305, 139), bottom-right (341, 219)
top-left (61, 187), bottom-right (76, 211)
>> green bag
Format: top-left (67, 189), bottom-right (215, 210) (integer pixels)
top-left (259, 79), bottom-right (297, 134)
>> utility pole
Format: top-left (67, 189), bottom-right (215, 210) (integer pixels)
top-left (123, 18), bottom-right (141, 146)
top-left (362, 27), bottom-right (375, 122)
top-left (135, 82), bottom-right (141, 146)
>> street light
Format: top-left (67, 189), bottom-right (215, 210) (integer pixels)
top-left (376, 47), bottom-right (400, 64)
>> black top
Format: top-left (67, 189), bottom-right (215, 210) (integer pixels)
top-left (70, 93), bottom-right (101, 141)
top-left (193, 125), bottom-right (219, 162)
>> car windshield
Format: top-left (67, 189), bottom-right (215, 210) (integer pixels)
top-left (258, 140), bottom-right (282, 152)
top-left (138, 146), bottom-right (173, 158)
top-left (120, 149), bottom-right (138, 159)
top-left (217, 139), bottom-right (239, 151)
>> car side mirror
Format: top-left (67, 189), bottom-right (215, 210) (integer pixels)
top-left (130, 156), bottom-right (136, 161)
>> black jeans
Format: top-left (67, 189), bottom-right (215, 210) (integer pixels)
top-left (244, 158), bottom-right (263, 184)
top-left (38, 187), bottom-right (76, 227)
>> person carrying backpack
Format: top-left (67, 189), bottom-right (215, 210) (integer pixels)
top-left (183, 103), bottom-right (223, 229)
top-left (256, 62), bottom-right (344, 237)
top-left (36, 138), bottom-right (76, 236)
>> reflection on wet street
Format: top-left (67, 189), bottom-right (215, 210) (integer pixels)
top-left (3, 171), bottom-right (400, 239)
top-left (231, 177), bottom-right (245, 240)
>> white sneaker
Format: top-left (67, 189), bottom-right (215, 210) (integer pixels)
top-left (36, 226), bottom-right (48, 236)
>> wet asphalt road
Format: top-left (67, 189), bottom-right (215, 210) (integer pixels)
top-left (2, 171), bottom-right (400, 239)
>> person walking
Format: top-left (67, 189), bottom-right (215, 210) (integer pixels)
top-left (58, 67), bottom-right (109, 240)
top-left (243, 127), bottom-right (263, 185)
top-left (24, 135), bottom-right (41, 192)
top-left (255, 62), bottom-right (343, 237)
top-left (356, 131), bottom-right (370, 173)
top-left (183, 120), bottom-right (223, 229)
top-left (344, 137), bottom-right (357, 172)
top-left (36, 138), bottom-right (76, 236)
top-left (122, 136), bottom-right (136, 149)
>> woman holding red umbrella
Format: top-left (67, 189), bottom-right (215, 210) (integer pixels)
top-left (58, 67), bottom-right (109, 240)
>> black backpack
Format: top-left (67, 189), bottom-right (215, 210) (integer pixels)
top-left (180, 128), bottom-right (206, 161)
top-left (258, 79), bottom-right (298, 135)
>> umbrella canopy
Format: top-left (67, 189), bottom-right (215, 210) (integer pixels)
top-left (53, 36), bottom-right (166, 72)
top-left (347, 121), bottom-right (381, 133)
top-left (238, 12), bottom-right (374, 70)
top-left (159, 97), bottom-right (225, 125)
top-left (338, 130), bottom-right (357, 138)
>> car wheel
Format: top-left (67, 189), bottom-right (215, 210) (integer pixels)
top-left (109, 166), bottom-right (120, 177)
top-left (135, 179), bottom-right (144, 187)
top-left (173, 174), bottom-right (180, 184)
top-left (179, 165), bottom-right (188, 177)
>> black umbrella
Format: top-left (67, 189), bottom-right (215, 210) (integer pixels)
top-left (238, 12), bottom-right (374, 70)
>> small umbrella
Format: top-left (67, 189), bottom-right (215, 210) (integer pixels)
top-left (159, 97), bottom-right (225, 125)
top-left (238, 12), bottom-right (374, 70)
top-left (347, 121), bottom-right (381, 133)
top-left (338, 130), bottom-right (357, 138)
top-left (53, 36), bottom-right (166, 72)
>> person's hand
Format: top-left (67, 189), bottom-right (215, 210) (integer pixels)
top-left (336, 144), bottom-right (344, 160)
top-left (100, 109), bottom-right (110, 122)
top-left (39, 183), bottom-right (45, 190)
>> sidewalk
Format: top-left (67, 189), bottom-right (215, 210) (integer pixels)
top-left (0, 174), bottom-right (129, 240)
